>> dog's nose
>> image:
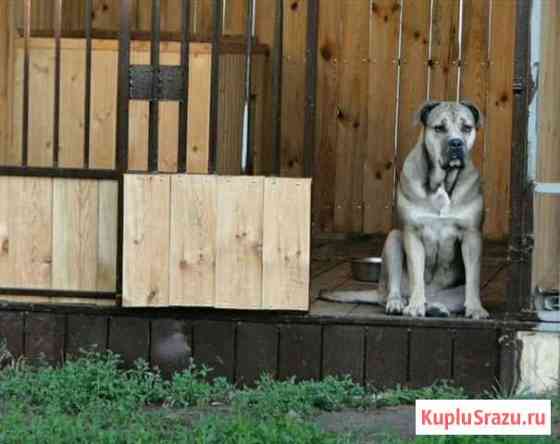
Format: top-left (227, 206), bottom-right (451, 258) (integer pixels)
top-left (448, 138), bottom-right (464, 148)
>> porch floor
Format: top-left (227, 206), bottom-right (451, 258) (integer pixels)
top-left (309, 235), bottom-right (509, 319)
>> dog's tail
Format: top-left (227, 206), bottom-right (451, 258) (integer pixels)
top-left (318, 289), bottom-right (385, 305)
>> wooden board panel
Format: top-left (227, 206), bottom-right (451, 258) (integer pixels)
top-left (28, 47), bottom-right (55, 167)
top-left (151, 319), bottom-right (192, 378)
top-left (363, 0), bottom-right (401, 234)
top-left (454, 328), bottom-right (498, 393)
top-left (224, 0), bottom-right (247, 36)
top-left (534, 1), bottom-right (560, 290)
top-left (428, 0), bottom-right (460, 101)
top-left (193, 0), bottom-right (214, 39)
top-left (158, 49), bottom-right (181, 173)
top-left (66, 315), bottom-right (108, 356)
top-left (193, 321), bottom-right (235, 382)
top-left (52, 179), bottom-right (99, 291)
top-left (169, 175), bottom-right (216, 307)
top-left (0, 0), bottom-right (16, 165)
top-left (322, 325), bottom-right (364, 383)
top-left (123, 174), bottom-right (171, 307)
top-left (128, 47), bottom-right (150, 171)
top-left (250, 54), bottom-right (269, 175)
top-left (25, 313), bottom-right (65, 365)
top-left (333, 0), bottom-right (369, 233)
top-left (396, 0), bottom-right (430, 170)
top-left (217, 54), bottom-right (245, 175)
top-left (9, 177), bottom-right (53, 288)
top-left (60, 44), bottom-right (86, 167)
top-left (0, 311), bottom-right (24, 358)
top-left (483, 0), bottom-right (515, 240)
top-left (409, 328), bottom-right (452, 387)
top-left (108, 317), bottom-right (150, 368)
top-left (262, 178), bottom-right (311, 310)
top-left (186, 50), bottom-right (212, 174)
top-left (280, 0), bottom-right (307, 177)
top-left (278, 324), bottom-right (321, 381)
top-left (365, 326), bottom-right (408, 389)
top-left (215, 176), bottom-right (264, 309)
top-left (460, 0), bottom-right (490, 172)
top-left (90, 47), bottom-right (117, 169)
top-left (235, 323), bottom-right (278, 386)
top-left (97, 180), bottom-right (118, 291)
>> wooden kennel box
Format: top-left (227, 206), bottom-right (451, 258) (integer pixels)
top-left (123, 174), bottom-right (312, 311)
top-left (6, 37), bottom-right (268, 174)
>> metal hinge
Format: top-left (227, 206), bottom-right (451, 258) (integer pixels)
top-left (129, 65), bottom-right (185, 101)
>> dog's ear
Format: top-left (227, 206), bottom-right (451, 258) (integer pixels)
top-left (460, 101), bottom-right (484, 128)
top-left (415, 101), bottom-right (441, 126)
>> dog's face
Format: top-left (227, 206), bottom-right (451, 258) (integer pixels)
top-left (418, 101), bottom-right (483, 169)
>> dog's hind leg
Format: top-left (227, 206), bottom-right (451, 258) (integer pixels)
top-left (383, 230), bottom-right (408, 314)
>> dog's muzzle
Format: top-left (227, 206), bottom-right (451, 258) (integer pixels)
top-left (446, 138), bottom-right (465, 168)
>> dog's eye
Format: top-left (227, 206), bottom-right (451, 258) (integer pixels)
top-left (462, 125), bottom-right (473, 133)
top-left (434, 125), bottom-right (446, 133)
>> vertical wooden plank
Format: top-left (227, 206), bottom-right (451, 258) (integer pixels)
top-left (217, 54), bottom-right (245, 175)
top-left (128, 44), bottom-right (149, 171)
top-left (278, 324), bottom-right (321, 381)
top-left (250, 54), bottom-right (269, 175)
top-left (313, 0), bottom-right (339, 233)
top-left (534, 0), bottom-right (560, 290)
top-left (363, 0), bottom-right (401, 234)
top-left (66, 315), bottom-right (108, 356)
top-left (28, 46), bottom-right (55, 167)
top-left (169, 175), bottom-right (216, 307)
top-left (59, 43), bottom-right (86, 168)
top-left (396, 0), bottom-right (430, 170)
top-left (483, 0), bottom-right (515, 240)
top-left (0, 178), bottom-right (11, 285)
top-left (262, 177), bottom-right (311, 310)
top-left (151, 319), bottom-right (192, 378)
top-left (193, 321), bottom-right (235, 382)
top-left (10, 177), bottom-right (53, 288)
top-left (108, 317), bottom-right (150, 368)
top-left (280, 0), bottom-right (307, 177)
top-left (223, 0), bottom-right (246, 36)
top-left (97, 180), bottom-right (118, 291)
top-left (365, 327), bottom-right (408, 389)
top-left (454, 329), bottom-right (498, 394)
top-left (459, 0), bottom-right (490, 172)
top-left (158, 49), bottom-right (180, 173)
top-left (90, 46), bottom-right (118, 169)
top-left (235, 323), bottom-right (278, 386)
top-left (9, 44), bottom-right (23, 166)
top-left (52, 179), bottom-right (99, 291)
top-left (123, 174), bottom-right (171, 307)
top-left (25, 313), bottom-right (65, 365)
top-left (91, 0), bottom-right (134, 31)
top-left (333, 0), bottom-right (369, 233)
top-left (428, 0), bottom-right (460, 101)
top-left (215, 176), bottom-right (264, 309)
top-left (0, 312), bottom-right (24, 358)
top-left (186, 48), bottom-right (211, 174)
top-left (193, 0), bottom-right (214, 39)
top-left (322, 325), bottom-right (364, 383)
top-left (409, 328), bottom-right (452, 387)
top-left (0, 0), bottom-right (16, 165)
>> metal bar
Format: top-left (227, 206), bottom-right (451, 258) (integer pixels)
top-left (271, 0), bottom-right (283, 176)
top-left (177, 0), bottom-right (191, 173)
top-left (303, 0), bottom-right (318, 178)
top-left (208, 0), bottom-right (224, 174)
top-left (0, 288), bottom-right (117, 300)
top-left (84, 0), bottom-right (93, 168)
top-left (148, 0), bottom-right (161, 172)
top-left (507, 0), bottom-right (533, 314)
top-left (116, 0), bottom-right (132, 295)
top-left (243, 0), bottom-right (255, 175)
top-left (22, 0), bottom-right (31, 166)
top-left (534, 182), bottom-right (560, 195)
top-left (52, 0), bottom-right (62, 167)
top-left (0, 166), bottom-right (119, 180)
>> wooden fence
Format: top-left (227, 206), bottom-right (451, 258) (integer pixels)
top-left (0, 0), bottom-right (516, 240)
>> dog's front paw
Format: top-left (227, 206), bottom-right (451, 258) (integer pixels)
top-left (386, 298), bottom-right (405, 315)
top-left (403, 302), bottom-right (426, 317)
top-left (465, 305), bottom-right (490, 320)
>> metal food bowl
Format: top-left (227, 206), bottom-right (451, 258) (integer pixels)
top-left (351, 257), bottom-right (382, 282)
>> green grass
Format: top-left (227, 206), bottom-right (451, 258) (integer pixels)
top-left (0, 342), bottom-right (558, 444)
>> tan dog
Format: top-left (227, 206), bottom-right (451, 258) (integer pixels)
top-left (321, 101), bottom-right (488, 319)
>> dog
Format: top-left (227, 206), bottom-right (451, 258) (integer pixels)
top-left (321, 101), bottom-right (488, 319)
